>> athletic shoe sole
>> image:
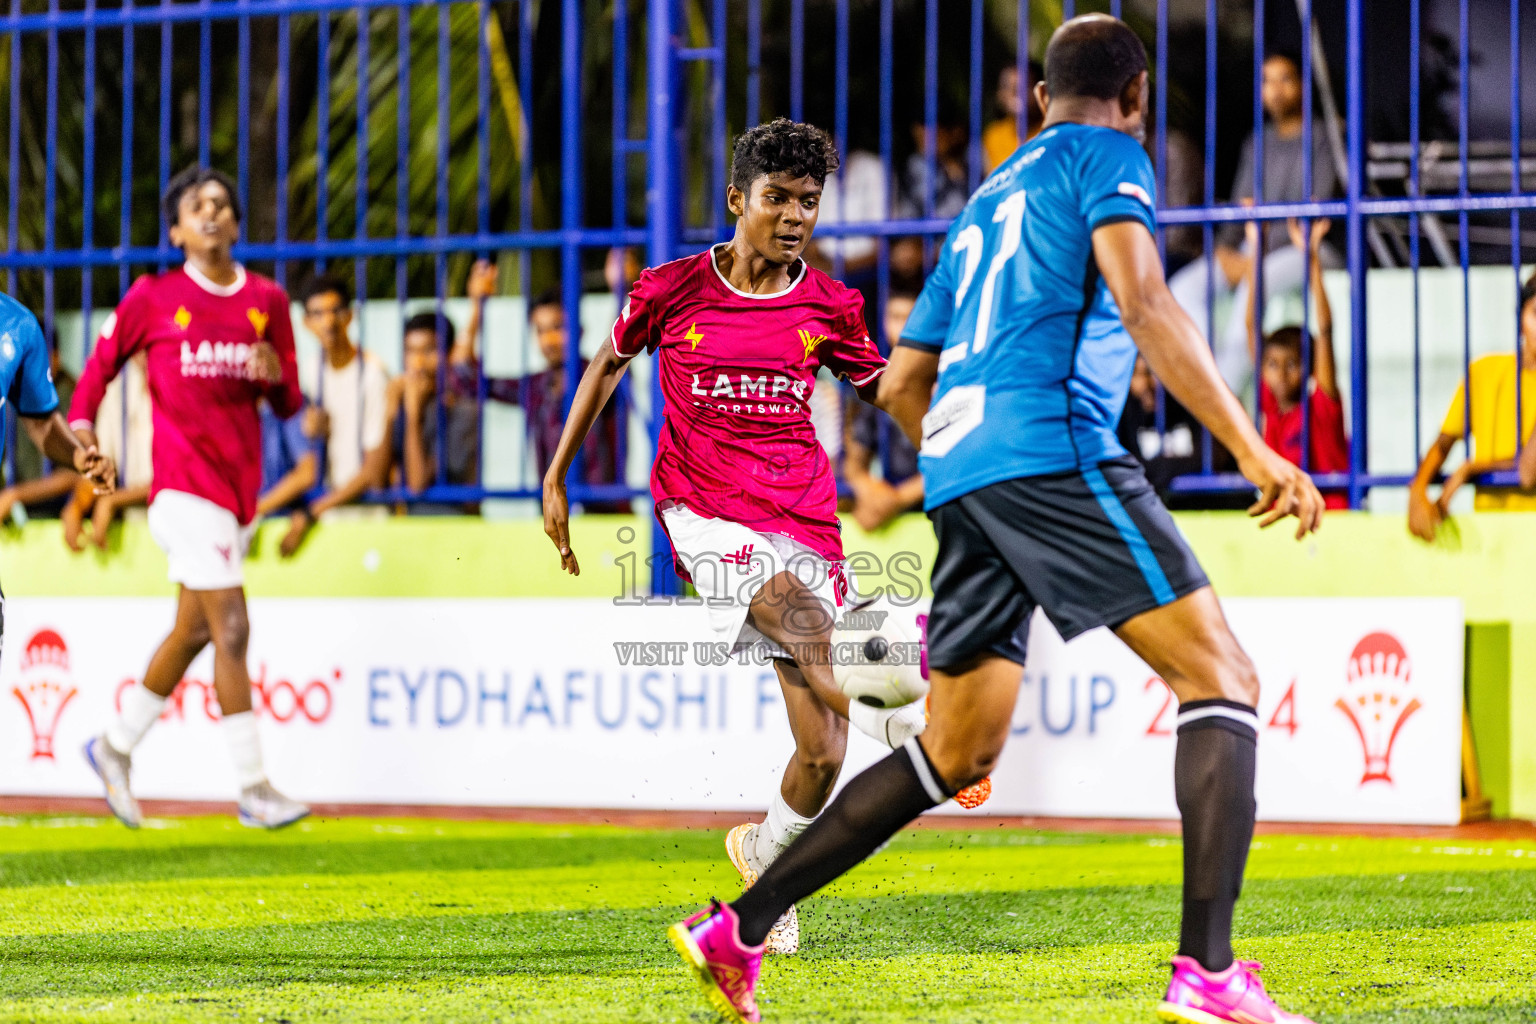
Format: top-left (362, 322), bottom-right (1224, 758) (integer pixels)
top-left (83, 738), bottom-right (139, 830)
top-left (1155, 1001), bottom-right (1236, 1024)
top-left (238, 807), bottom-right (311, 830)
top-left (667, 921), bottom-right (752, 1024)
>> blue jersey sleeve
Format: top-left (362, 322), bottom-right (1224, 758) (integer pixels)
top-left (11, 312), bottom-right (60, 416)
top-left (898, 230), bottom-right (959, 352)
top-left (1078, 130), bottom-right (1158, 237)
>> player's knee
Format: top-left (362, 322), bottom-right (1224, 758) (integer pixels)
top-left (1216, 646), bottom-right (1261, 707)
top-left (928, 740), bottom-right (1000, 793)
top-left (173, 618), bottom-right (211, 652)
top-left (210, 605), bottom-right (251, 657)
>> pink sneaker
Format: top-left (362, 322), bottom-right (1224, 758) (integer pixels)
top-left (667, 900), bottom-right (764, 1023)
top-left (1157, 956), bottom-right (1316, 1023)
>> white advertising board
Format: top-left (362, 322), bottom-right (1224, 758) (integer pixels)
top-left (0, 596), bottom-right (1463, 824)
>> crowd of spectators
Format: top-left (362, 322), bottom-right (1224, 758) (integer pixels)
top-left (8, 52), bottom-right (1534, 547)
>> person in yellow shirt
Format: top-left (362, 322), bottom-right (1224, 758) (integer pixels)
top-left (1408, 275), bottom-right (1536, 540)
top-left (981, 60), bottom-right (1044, 175)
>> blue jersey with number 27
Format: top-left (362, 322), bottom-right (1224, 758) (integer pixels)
top-left (900, 122), bottom-right (1159, 510)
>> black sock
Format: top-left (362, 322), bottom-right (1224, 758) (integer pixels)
top-left (731, 738), bottom-right (954, 946)
top-left (1173, 699), bottom-right (1258, 973)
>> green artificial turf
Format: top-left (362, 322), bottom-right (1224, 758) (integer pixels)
top-left (1, 815), bottom-right (1533, 1023)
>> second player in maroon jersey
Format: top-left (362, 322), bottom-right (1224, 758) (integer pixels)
top-left (77, 167), bottom-right (311, 831)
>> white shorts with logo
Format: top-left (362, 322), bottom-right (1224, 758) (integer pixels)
top-left (660, 503), bottom-right (849, 661)
top-left (147, 489), bottom-right (257, 591)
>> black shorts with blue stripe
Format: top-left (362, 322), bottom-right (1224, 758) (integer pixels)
top-left (924, 455), bottom-right (1209, 672)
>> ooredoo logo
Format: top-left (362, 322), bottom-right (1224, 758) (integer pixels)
top-left (1335, 632), bottom-right (1422, 785)
top-left (11, 628), bottom-right (78, 760)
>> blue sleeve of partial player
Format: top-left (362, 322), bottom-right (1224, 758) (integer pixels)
top-left (12, 313), bottom-right (60, 417)
top-left (898, 232), bottom-right (958, 352)
top-left (1079, 132), bottom-right (1158, 237)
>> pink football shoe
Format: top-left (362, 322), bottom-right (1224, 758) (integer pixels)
top-left (668, 900), bottom-right (764, 1023)
top-left (1158, 956), bottom-right (1316, 1024)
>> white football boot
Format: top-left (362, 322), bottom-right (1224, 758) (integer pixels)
top-left (84, 735), bottom-right (142, 829)
top-left (725, 822), bottom-right (799, 955)
top-left (238, 781), bottom-right (310, 829)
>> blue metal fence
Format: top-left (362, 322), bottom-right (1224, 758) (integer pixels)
top-left (1, 0), bottom-right (1533, 581)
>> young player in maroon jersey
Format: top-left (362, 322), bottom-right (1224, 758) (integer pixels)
top-left (543, 119), bottom-right (958, 955)
top-left (75, 167), bottom-right (310, 830)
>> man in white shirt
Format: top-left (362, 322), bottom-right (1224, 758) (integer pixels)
top-left (272, 273), bottom-right (391, 556)
top-left (813, 149), bottom-right (888, 277)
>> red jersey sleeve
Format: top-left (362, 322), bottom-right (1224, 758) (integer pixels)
top-left (262, 283), bottom-right (304, 418)
top-left (818, 285), bottom-right (885, 389)
top-left (1308, 386), bottom-right (1351, 473)
top-left (70, 276), bottom-right (152, 432)
top-left (610, 268), bottom-right (665, 358)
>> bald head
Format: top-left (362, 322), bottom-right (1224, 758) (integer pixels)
top-left (1044, 14), bottom-right (1149, 102)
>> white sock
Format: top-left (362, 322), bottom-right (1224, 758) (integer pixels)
top-left (105, 684), bottom-right (167, 755)
top-left (222, 711), bottom-right (266, 790)
top-left (752, 790), bottom-right (817, 869)
top-left (849, 700), bottom-right (928, 749)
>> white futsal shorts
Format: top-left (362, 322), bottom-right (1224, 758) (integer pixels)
top-left (147, 489), bottom-right (257, 591)
top-left (660, 502), bottom-right (850, 661)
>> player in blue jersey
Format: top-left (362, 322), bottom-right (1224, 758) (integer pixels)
top-left (0, 294), bottom-right (116, 659)
top-left (668, 15), bottom-right (1325, 1024)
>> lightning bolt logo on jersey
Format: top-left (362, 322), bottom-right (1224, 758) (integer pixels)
top-left (900, 122), bottom-right (1160, 510)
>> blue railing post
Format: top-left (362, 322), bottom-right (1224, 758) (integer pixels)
top-left (647, 0), bottom-right (680, 598)
top-left (561, 0), bottom-right (586, 492)
top-left (1346, 0), bottom-right (1369, 508)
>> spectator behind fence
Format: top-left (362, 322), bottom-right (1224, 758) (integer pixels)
top-left (981, 60), bottom-right (1045, 175)
top-left (300, 275), bottom-right (392, 496)
top-left (812, 148), bottom-right (888, 280)
top-left (255, 397), bottom-right (318, 556)
top-left (62, 350), bottom-right (152, 551)
top-left (1167, 52), bottom-right (1341, 393)
top-left (1410, 275), bottom-right (1536, 540)
top-left (892, 104), bottom-right (971, 282)
top-left (0, 339), bottom-right (79, 523)
top-left (448, 264), bottom-right (628, 513)
top-left (605, 247), bottom-right (644, 297)
top-left (1244, 216), bottom-right (1348, 509)
top-left (391, 310), bottom-right (478, 508)
top-left (274, 274), bottom-right (392, 554)
top-left (844, 289), bottom-right (921, 531)
top-left (1117, 354), bottom-right (1203, 498)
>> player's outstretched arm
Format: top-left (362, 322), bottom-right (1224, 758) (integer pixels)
top-left (874, 345), bottom-right (939, 451)
top-left (24, 411), bottom-right (115, 495)
top-left (542, 339), bottom-right (632, 576)
top-left (1092, 220), bottom-right (1323, 538)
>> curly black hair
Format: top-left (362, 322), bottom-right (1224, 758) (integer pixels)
top-left (162, 165), bottom-right (242, 231)
top-left (730, 118), bottom-right (840, 195)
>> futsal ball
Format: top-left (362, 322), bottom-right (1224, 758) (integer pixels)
top-left (831, 598), bottom-right (929, 709)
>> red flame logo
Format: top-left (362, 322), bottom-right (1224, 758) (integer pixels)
top-left (1334, 632), bottom-right (1421, 785)
top-left (11, 628), bottom-right (78, 760)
